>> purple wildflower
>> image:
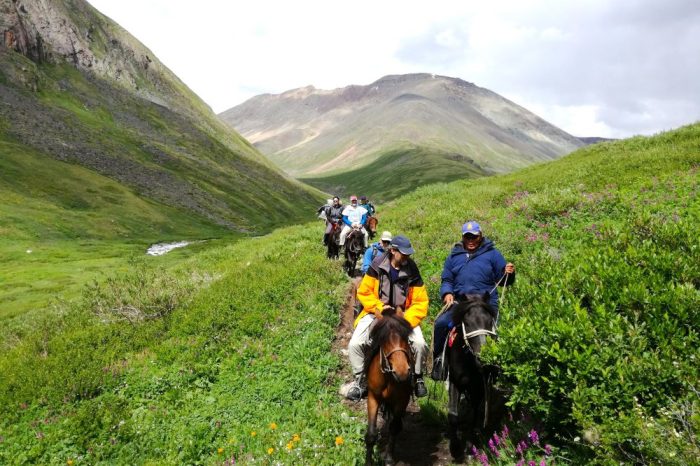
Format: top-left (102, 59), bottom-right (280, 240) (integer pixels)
top-left (479, 452), bottom-right (490, 466)
top-left (488, 438), bottom-right (500, 458)
top-left (501, 424), bottom-right (510, 438)
top-left (544, 444), bottom-right (552, 456)
top-left (516, 461), bottom-right (524, 466)
top-left (471, 446), bottom-right (479, 456)
top-left (528, 461), bottom-right (537, 466)
top-left (540, 460), bottom-right (547, 466)
top-left (528, 429), bottom-right (540, 445)
top-left (493, 432), bottom-right (501, 446)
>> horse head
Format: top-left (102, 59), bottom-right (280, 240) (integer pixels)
top-left (451, 292), bottom-right (498, 356)
top-left (369, 312), bottom-right (413, 383)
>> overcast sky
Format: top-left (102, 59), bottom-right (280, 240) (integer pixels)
top-left (87, 0), bottom-right (699, 138)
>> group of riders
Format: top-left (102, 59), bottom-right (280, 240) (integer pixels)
top-left (318, 201), bottom-right (516, 403)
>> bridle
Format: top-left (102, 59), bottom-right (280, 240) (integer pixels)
top-left (460, 322), bottom-right (497, 354)
top-left (380, 345), bottom-right (413, 382)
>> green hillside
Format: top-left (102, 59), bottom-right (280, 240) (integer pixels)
top-left (299, 145), bottom-right (488, 201)
top-left (1, 124), bottom-right (698, 464)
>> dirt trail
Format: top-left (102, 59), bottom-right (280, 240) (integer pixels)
top-left (333, 278), bottom-right (455, 465)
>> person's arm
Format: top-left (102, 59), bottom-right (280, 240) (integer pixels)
top-left (342, 214), bottom-right (351, 227)
top-left (439, 255), bottom-right (456, 303)
top-left (360, 247), bottom-right (374, 274)
top-left (404, 273), bottom-right (429, 327)
top-left (357, 268), bottom-right (384, 316)
top-left (492, 250), bottom-right (516, 286)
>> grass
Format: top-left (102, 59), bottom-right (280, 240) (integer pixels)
top-left (0, 123), bottom-right (698, 464)
top-left (299, 145), bottom-right (487, 202)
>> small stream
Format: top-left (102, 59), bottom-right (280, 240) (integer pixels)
top-left (146, 241), bottom-right (190, 256)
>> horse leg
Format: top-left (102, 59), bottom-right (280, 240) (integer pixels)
top-left (385, 396), bottom-right (408, 466)
top-left (365, 392), bottom-right (380, 466)
top-left (448, 382), bottom-right (465, 462)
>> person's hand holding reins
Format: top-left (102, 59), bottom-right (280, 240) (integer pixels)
top-left (443, 293), bottom-right (454, 306)
top-left (505, 263), bottom-right (515, 274)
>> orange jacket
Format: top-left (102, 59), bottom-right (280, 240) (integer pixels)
top-left (354, 253), bottom-right (429, 328)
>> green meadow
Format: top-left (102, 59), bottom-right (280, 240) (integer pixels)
top-left (1, 124), bottom-right (698, 464)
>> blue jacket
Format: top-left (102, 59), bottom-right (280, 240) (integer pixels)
top-left (361, 242), bottom-right (385, 274)
top-left (439, 238), bottom-right (515, 311)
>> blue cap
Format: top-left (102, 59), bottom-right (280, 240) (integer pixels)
top-left (461, 221), bottom-right (482, 235)
top-left (390, 235), bottom-right (415, 255)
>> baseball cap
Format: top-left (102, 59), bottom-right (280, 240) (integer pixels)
top-left (390, 235), bottom-right (415, 255)
top-left (461, 221), bottom-right (482, 235)
top-left (380, 231), bottom-right (393, 242)
top-left (350, 195), bottom-right (358, 201)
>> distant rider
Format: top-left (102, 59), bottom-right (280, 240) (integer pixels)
top-left (360, 231), bottom-right (392, 274)
top-left (339, 195), bottom-right (369, 249)
top-left (346, 235), bottom-right (430, 400)
top-left (321, 196), bottom-right (344, 246)
top-left (431, 221), bottom-right (515, 380)
top-left (359, 195), bottom-right (376, 216)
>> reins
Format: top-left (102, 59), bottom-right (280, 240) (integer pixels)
top-left (380, 346), bottom-right (413, 381)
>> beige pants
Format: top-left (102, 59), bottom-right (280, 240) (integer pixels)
top-left (339, 225), bottom-right (368, 247)
top-left (348, 314), bottom-right (428, 377)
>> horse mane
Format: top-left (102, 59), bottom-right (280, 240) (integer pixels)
top-left (451, 293), bottom-right (498, 328)
top-left (365, 314), bottom-right (413, 372)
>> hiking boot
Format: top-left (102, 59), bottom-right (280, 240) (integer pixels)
top-left (431, 357), bottom-right (444, 381)
top-left (414, 375), bottom-right (428, 398)
top-left (346, 378), bottom-right (367, 401)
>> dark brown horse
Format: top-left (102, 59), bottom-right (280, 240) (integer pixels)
top-left (366, 215), bottom-right (378, 239)
top-left (343, 228), bottom-right (364, 276)
top-left (327, 222), bottom-right (341, 259)
top-left (445, 293), bottom-right (504, 461)
top-left (364, 309), bottom-right (413, 466)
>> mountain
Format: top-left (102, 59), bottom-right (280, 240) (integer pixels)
top-left (220, 73), bottom-right (584, 199)
top-left (0, 0), bottom-right (323, 238)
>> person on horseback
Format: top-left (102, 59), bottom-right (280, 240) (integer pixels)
top-left (321, 196), bottom-right (344, 246)
top-left (339, 195), bottom-right (369, 250)
top-left (346, 235), bottom-right (430, 400)
top-left (431, 221), bottom-right (516, 381)
top-left (359, 195), bottom-right (375, 216)
top-left (360, 231), bottom-right (392, 274)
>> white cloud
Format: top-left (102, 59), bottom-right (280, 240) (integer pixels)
top-left (87, 0), bottom-right (700, 138)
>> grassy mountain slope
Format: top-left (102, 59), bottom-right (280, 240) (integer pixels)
top-left (220, 73), bottom-right (583, 179)
top-left (0, 0), bottom-right (324, 232)
top-left (299, 145), bottom-right (488, 202)
top-left (1, 124), bottom-right (697, 464)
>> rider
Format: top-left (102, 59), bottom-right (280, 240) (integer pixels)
top-left (321, 196), bottom-right (344, 246)
top-left (360, 231), bottom-right (392, 274)
top-left (346, 235), bottom-right (430, 400)
top-left (339, 195), bottom-right (369, 250)
top-left (431, 221), bottom-right (516, 381)
top-left (359, 195), bottom-right (375, 216)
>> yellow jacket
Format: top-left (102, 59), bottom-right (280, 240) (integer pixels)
top-left (354, 253), bottom-right (429, 328)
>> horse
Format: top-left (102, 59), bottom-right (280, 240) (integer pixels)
top-left (327, 222), bottom-right (341, 259)
top-left (365, 215), bottom-right (378, 240)
top-left (445, 293), bottom-right (505, 461)
top-left (364, 308), bottom-right (413, 466)
top-left (343, 227), bottom-right (364, 276)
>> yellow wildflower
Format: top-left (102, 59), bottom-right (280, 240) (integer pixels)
top-left (292, 434), bottom-right (301, 442)
top-left (269, 422), bottom-right (278, 430)
top-left (251, 431), bottom-right (257, 437)
top-left (217, 447), bottom-right (224, 455)
top-left (67, 461), bottom-right (74, 466)
top-left (335, 436), bottom-right (344, 446)
top-left (286, 441), bottom-right (294, 450)
top-left (267, 447), bottom-right (274, 455)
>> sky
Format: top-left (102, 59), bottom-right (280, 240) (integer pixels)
top-left (87, 0), bottom-right (700, 138)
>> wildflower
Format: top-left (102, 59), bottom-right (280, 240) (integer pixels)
top-left (218, 448), bottom-right (224, 455)
top-left (544, 444), bottom-right (552, 456)
top-left (292, 434), bottom-right (301, 442)
top-left (269, 422), bottom-right (277, 430)
top-left (335, 436), bottom-right (344, 446)
top-left (528, 461), bottom-right (537, 466)
top-left (286, 441), bottom-right (294, 450)
top-left (501, 424), bottom-right (510, 438)
top-left (67, 460), bottom-right (74, 466)
top-left (250, 431), bottom-right (257, 437)
top-left (540, 460), bottom-right (547, 466)
top-left (516, 461), bottom-right (524, 466)
top-left (479, 452), bottom-right (490, 466)
top-left (267, 448), bottom-right (274, 455)
top-left (493, 432), bottom-right (501, 446)
top-left (573, 436), bottom-right (580, 442)
top-left (471, 446), bottom-right (479, 456)
top-left (528, 429), bottom-right (540, 445)
top-left (488, 438), bottom-right (500, 457)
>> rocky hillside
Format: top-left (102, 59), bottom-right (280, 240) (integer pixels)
top-left (220, 73), bottom-right (584, 178)
top-left (0, 0), bottom-right (323, 234)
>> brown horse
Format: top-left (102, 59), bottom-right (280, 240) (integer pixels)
top-left (366, 215), bottom-right (378, 239)
top-left (364, 309), bottom-right (413, 466)
top-left (327, 222), bottom-right (341, 259)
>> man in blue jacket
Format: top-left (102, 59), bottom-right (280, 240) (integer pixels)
top-left (431, 221), bottom-right (515, 380)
